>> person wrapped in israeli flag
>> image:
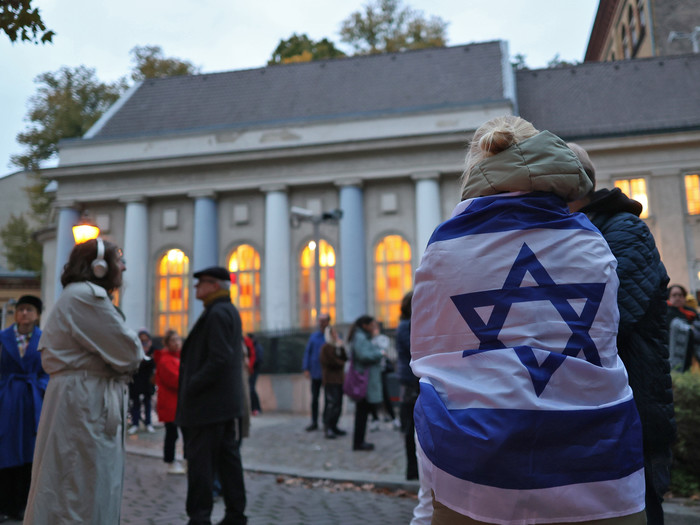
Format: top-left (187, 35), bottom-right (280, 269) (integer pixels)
top-left (411, 116), bottom-right (645, 525)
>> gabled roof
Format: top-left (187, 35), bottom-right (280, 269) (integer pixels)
top-left (516, 53), bottom-right (700, 140)
top-left (90, 41), bottom-right (510, 141)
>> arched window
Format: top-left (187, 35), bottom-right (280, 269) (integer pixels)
top-left (299, 239), bottom-right (336, 328)
top-left (374, 235), bottom-right (412, 328)
top-left (228, 244), bottom-right (261, 333)
top-left (155, 248), bottom-right (189, 337)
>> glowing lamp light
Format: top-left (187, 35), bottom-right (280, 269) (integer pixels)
top-left (72, 215), bottom-right (100, 244)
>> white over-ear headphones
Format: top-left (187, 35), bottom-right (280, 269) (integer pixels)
top-left (91, 238), bottom-right (108, 279)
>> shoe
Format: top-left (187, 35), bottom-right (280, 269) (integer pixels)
top-left (0, 513), bottom-right (9, 523)
top-left (167, 460), bottom-right (186, 474)
top-left (127, 425), bottom-right (139, 435)
top-left (353, 442), bottom-right (375, 451)
top-left (392, 418), bottom-right (401, 430)
top-left (146, 424), bottom-right (156, 433)
top-left (305, 423), bottom-right (318, 432)
top-left (369, 420), bottom-right (380, 432)
top-left (332, 428), bottom-right (347, 436)
top-left (324, 428), bottom-right (336, 439)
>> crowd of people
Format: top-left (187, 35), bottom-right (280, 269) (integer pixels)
top-left (1, 115), bottom-right (698, 524)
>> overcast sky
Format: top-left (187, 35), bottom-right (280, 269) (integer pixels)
top-left (0, 0), bottom-right (599, 177)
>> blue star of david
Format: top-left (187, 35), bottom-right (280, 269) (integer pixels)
top-left (451, 243), bottom-right (606, 396)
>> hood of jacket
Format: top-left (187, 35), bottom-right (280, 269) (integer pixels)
top-left (462, 130), bottom-right (591, 201)
top-left (580, 187), bottom-right (643, 217)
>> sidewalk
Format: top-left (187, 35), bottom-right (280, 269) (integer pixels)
top-left (125, 412), bottom-right (700, 522)
top-left (126, 411), bottom-right (417, 491)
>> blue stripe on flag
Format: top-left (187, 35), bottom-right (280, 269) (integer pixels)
top-left (427, 192), bottom-right (599, 246)
top-left (415, 381), bottom-right (643, 490)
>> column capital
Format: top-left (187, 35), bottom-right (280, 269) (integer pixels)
top-left (260, 183), bottom-right (288, 193)
top-left (54, 199), bottom-right (77, 209)
top-left (187, 190), bottom-right (217, 199)
top-left (119, 195), bottom-right (147, 204)
top-left (335, 178), bottom-right (363, 188)
top-left (411, 170), bottom-right (441, 181)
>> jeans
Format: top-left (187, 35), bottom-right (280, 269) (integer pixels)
top-left (323, 383), bottom-right (343, 431)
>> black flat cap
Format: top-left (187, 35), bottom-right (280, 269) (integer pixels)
top-left (193, 266), bottom-right (230, 281)
top-left (17, 295), bottom-right (43, 314)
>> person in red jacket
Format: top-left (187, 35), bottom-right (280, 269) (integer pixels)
top-left (154, 330), bottom-right (185, 474)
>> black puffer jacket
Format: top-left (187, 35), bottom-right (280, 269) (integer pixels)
top-left (581, 188), bottom-right (676, 454)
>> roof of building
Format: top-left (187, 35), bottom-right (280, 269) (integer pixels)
top-left (516, 53), bottom-right (700, 140)
top-left (90, 41), bottom-right (510, 141)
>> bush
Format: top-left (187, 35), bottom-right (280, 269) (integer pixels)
top-left (670, 371), bottom-right (700, 496)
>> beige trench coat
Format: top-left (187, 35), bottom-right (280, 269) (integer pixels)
top-left (24, 281), bottom-right (144, 524)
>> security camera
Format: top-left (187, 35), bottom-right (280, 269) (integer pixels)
top-left (290, 206), bottom-right (315, 218)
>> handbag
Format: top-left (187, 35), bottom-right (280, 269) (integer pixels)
top-left (343, 353), bottom-right (369, 401)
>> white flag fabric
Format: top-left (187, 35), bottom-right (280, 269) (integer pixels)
top-left (411, 191), bottom-right (645, 525)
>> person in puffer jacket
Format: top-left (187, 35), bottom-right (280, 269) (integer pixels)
top-left (569, 143), bottom-right (676, 525)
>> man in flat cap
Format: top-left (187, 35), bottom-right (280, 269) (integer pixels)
top-left (176, 267), bottom-right (247, 525)
top-left (0, 295), bottom-right (47, 522)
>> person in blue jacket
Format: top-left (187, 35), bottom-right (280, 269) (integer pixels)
top-left (302, 313), bottom-right (330, 431)
top-left (0, 295), bottom-right (47, 522)
top-left (569, 143), bottom-right (676, 525)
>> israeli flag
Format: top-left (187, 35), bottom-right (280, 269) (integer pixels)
top-left (411, 192), bottom-right (644, 525)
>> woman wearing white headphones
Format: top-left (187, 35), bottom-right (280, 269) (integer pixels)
top-left (24, 238), bottom-right (144, 524)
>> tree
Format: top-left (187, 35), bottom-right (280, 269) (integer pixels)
top-left (511, 53), bottom-right (529, 70)
top-left (1, 0), bottom-right (54, 44)
top-left (268, 33), bottom-right (346, 65)
top-left (546, 53), bottom-right (579, 68)
top-left (339, 0), bottom-right (447, 55)
top-left (0, 214), bottom-right (42, 272)
top-left (130, 45), bottom-right (200, 81)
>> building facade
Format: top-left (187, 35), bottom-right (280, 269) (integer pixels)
top-left (40, 41), bottom-right (700, 335)
top-left (585, 0), bottom-right (700, 62)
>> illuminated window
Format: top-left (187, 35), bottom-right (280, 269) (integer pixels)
top-left (685, 174), bottom-right (700, 215)
top-left (614, 178), bottom-right (649, 218)
top-left (374, 235), bottom-right (412, 328)
top-left (299, 239), bottom-right (336, 328)
top-left (228, 244), bottom-right (261, 332)
top-left (155, 248), bottom-right (189, 337)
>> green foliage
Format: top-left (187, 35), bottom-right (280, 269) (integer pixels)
top-left (0, 213), bottom-right (42, 272)
top-left (268, 33), bottom-right (346, 65)
top-left (0, 0), bottom-right (54, 44)
top-left (670, 371), bottom-right (700, 496)
top-left (511, 53), bottom-right (529, 70)
top-left (11, 65), bottom-right (126, 171)
top-left (130, 45), bottom-right (200, 81)
top-left (546, 53), bottom-right (580, 68)
top-left (339, 0), bottom-right (447, 55)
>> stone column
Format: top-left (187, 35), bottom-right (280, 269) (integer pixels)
top-left (337, 180), bottom-right (367, 324)
top-left (121, 197), bottom-right (149, 330)
top-left (189, 191), bottom-right (219, 324)
top-left (413, 172), bottom-right (442, 259)
top-left (262, 185), bottom-right (291, 330)
top-left (53, 203), bottom-right (80, 302)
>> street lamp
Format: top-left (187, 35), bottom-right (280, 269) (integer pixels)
top-left (290, 206), bottom-right (343, 320)
top-left (668, 27), bottom-right (700, 53)
top-left (72, 212), bottom-right (100, 244)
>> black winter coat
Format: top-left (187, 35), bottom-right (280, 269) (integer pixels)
top-left (176, 295), bottom-right (246, 427)
top-left (581, 188), bottom-right (676, 454)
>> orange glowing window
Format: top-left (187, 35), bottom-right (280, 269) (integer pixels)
top-left (374, 235), bottom-right (412, 328)
top-left (299, 239), bottom-right (336, 328)
top-left (155, 248), bottom-right (189, 337)
top-left (614, 178), bottom-right (649, 218)
top-left (685, 174), bottom-right (700, 215)
top-left (228, 244), bottom-right (262, 333)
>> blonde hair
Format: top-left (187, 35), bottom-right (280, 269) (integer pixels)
top-left (460, 116), bottom-right (539, 200)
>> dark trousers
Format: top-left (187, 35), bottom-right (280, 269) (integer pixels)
top-left (129, 391), bottom-right (152, 426)
top-left (644, 449), bottom-right (671, 525)
top-left (323, 383), bottom-right (343, 431)
top-left (380, 370), bottom-right (396, 419)
top-left (181, 419), bottom-right (246, 525)
top-left (309, 378), bottom-right (322, 425)
top-left (163, 422), bottom-right (179, 463)
top-left (401, 384), bottom-right (419, 480)
top-left (248, 372), bottom-right (261, 413)
top-left (353, 398), bottom-right (377, 447)
top-left (0, 463), bottom-right (31, 516)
